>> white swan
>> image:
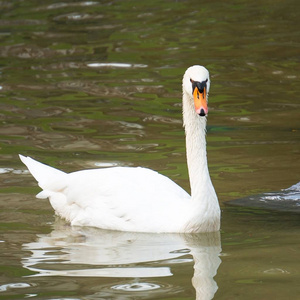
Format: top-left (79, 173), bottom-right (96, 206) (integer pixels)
top-left (19, 65), bottom-right (220, 233)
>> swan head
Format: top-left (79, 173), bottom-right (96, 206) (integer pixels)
top-left (182, 65), bottom-right (210, 117)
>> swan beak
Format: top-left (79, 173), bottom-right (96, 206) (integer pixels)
top-left (193, 86), bottom-right (208, 116)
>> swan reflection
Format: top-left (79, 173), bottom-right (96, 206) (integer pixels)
top-left (23, 221), bottom-right (221, 299)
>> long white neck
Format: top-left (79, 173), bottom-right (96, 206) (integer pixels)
top-left (182, 91), bottom-right (214, 202)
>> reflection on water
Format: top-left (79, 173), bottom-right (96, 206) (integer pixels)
top-left (23, 222), bottom-right (221, 299)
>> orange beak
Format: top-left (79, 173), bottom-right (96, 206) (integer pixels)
top-left (193, 86), bottom-right (208, 116)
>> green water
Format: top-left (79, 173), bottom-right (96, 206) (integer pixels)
top-left (0, 0), bottom-right (299, 299)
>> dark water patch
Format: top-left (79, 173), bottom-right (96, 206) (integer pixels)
top-left (227, 182), bottom-right (300, 213)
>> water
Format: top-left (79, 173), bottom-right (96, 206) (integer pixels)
top-left (0, 0), bottom-right (299, 299)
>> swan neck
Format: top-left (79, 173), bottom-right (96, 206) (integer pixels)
top-left (182, 91), bottom-right (211, 200)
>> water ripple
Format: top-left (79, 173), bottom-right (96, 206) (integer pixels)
top-left (0, 282), bottom-right (32, 292)
top-left (111, 282), bottom-right (161, 291)
top-left (87, 63), bottom-right (148, 68)
top-left (36, 1), bottom-right (99, 11)
top-left (53, 13), bottom-right (104, 22)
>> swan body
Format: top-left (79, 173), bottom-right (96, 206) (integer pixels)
top-left (20, 65), bottom-right (220, 233)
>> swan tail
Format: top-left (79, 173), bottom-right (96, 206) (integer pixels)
top-left (19, 155), bottom-right (72, 221)
top-left (19, 155), bottom-right (67, 194)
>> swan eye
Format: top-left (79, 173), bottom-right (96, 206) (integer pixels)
top-left (190, 79), bottom-right (196, 92)
top-left (191, 80), bottom-right (203, 93)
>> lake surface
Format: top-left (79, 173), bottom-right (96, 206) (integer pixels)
top-left (0, 0), bottom-right (299, 299)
